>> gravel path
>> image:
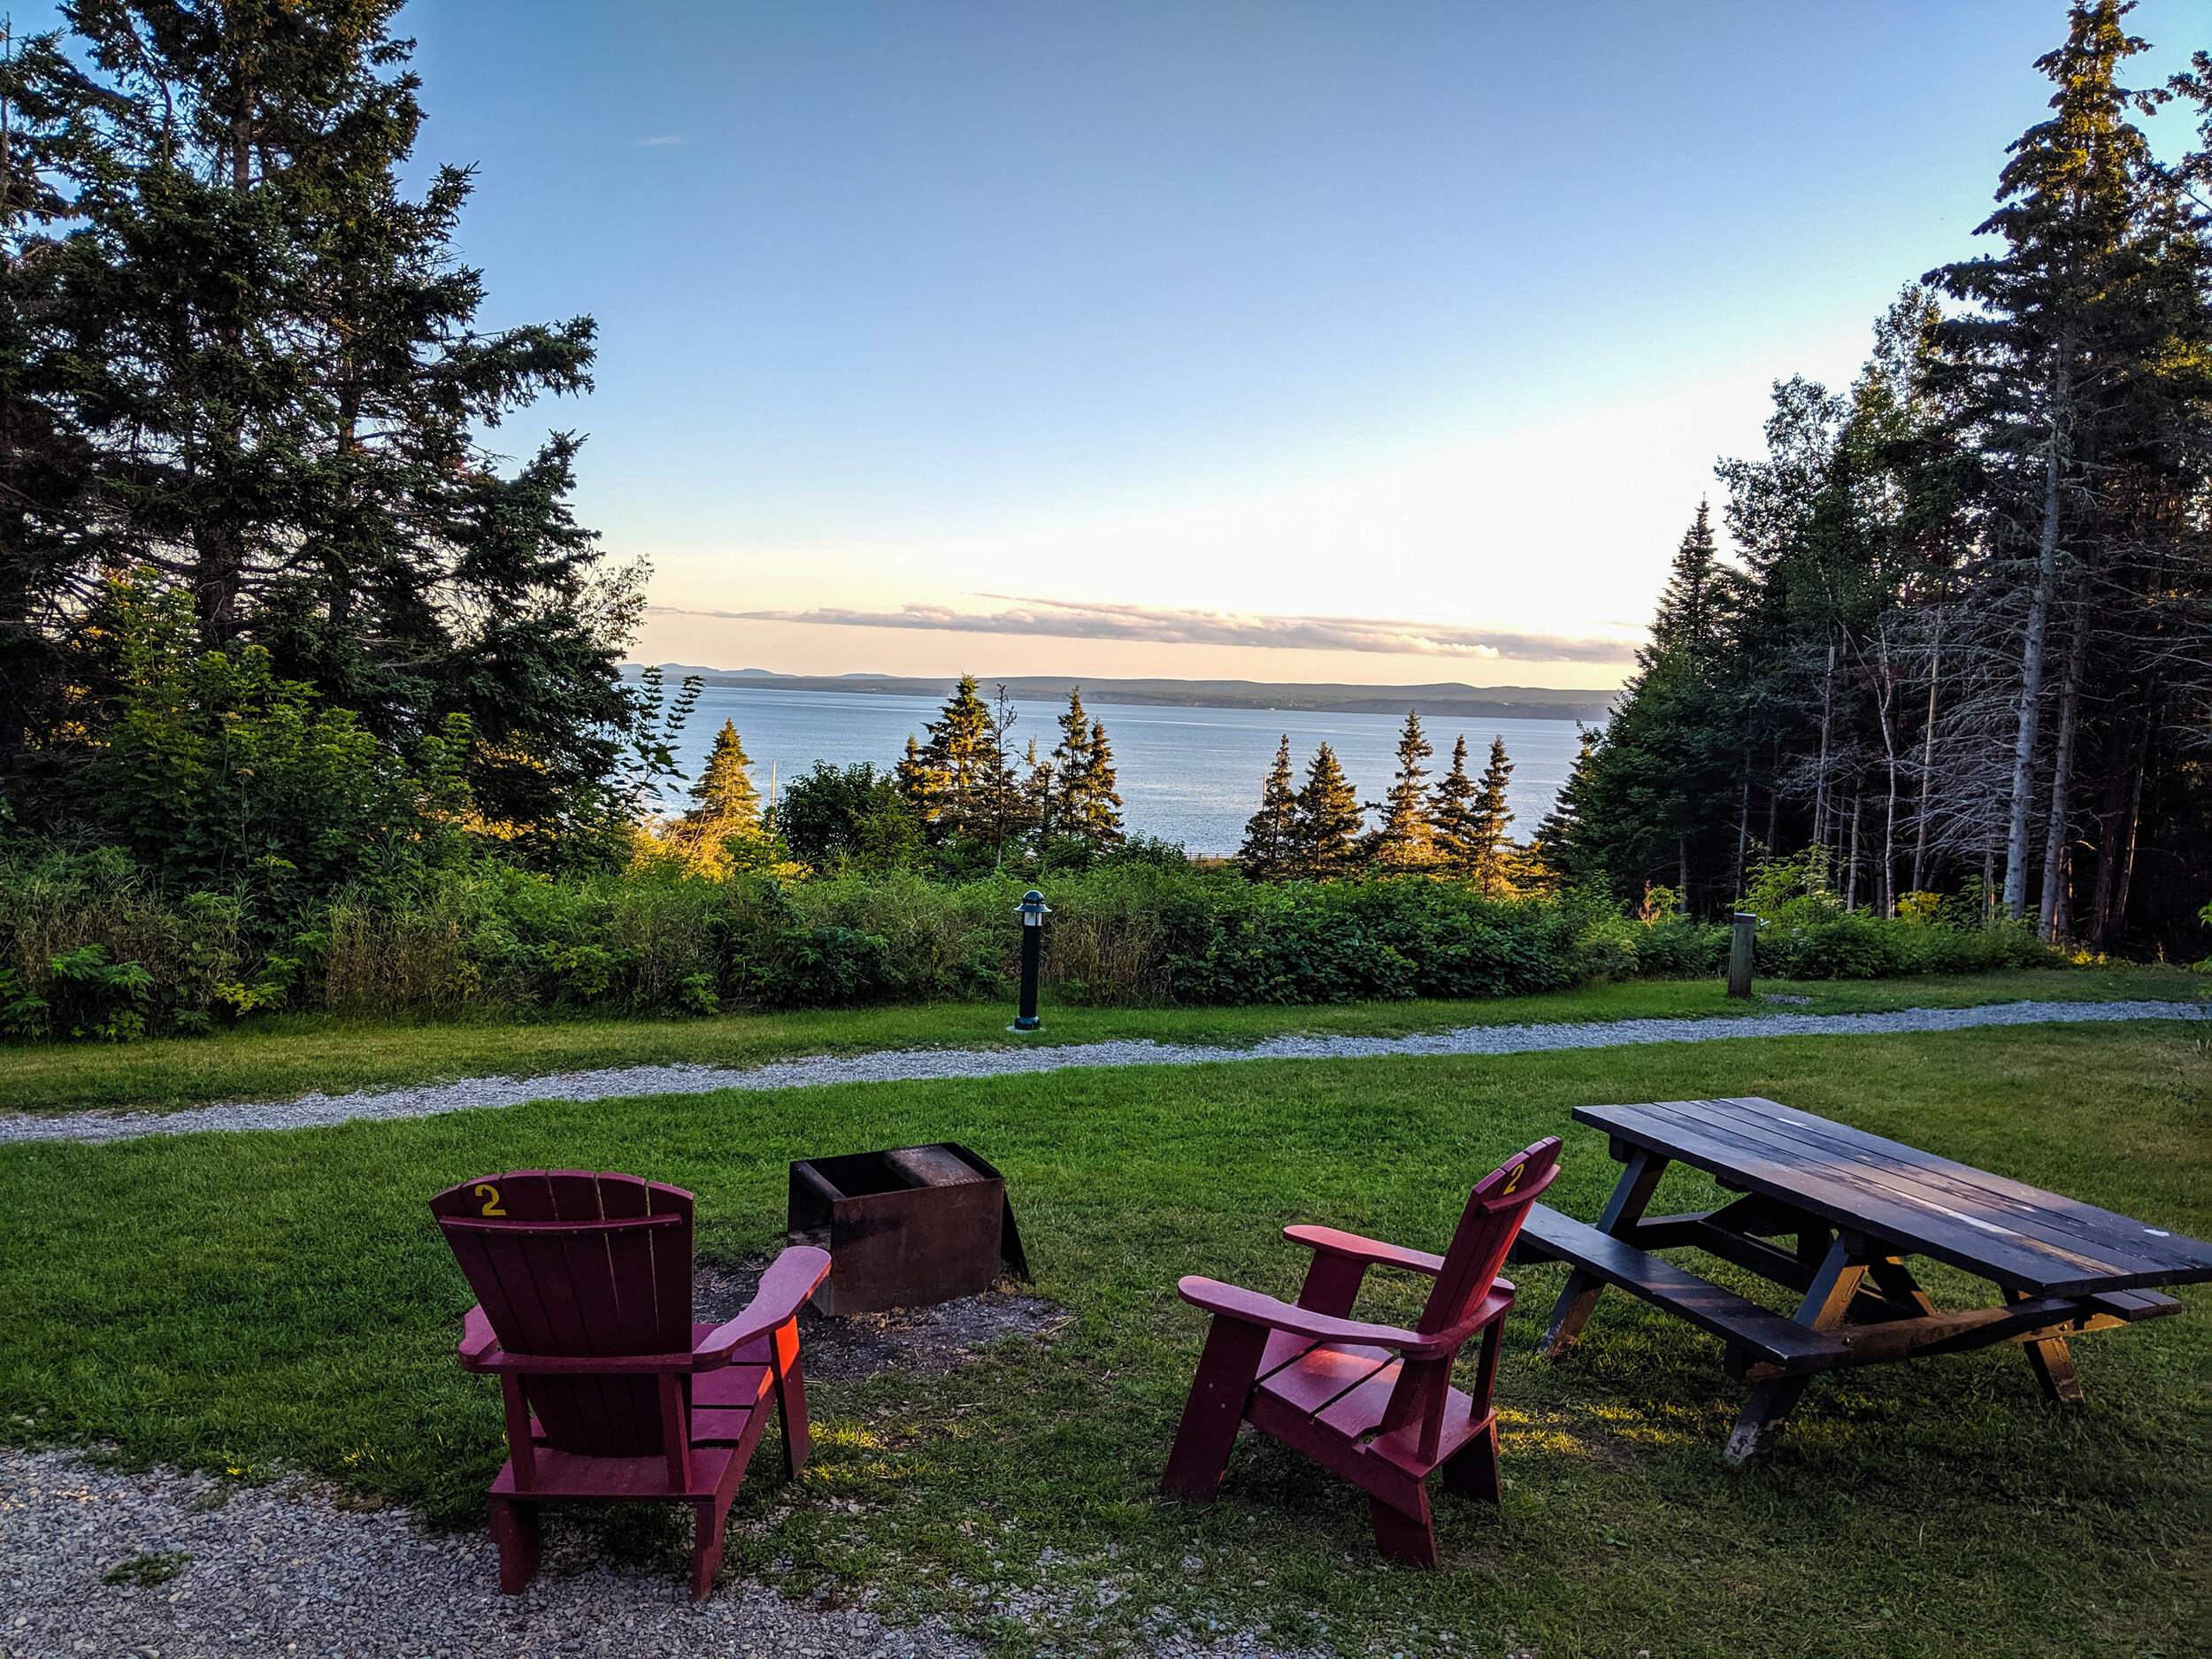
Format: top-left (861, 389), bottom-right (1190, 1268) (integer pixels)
top-left (0, 1448), bottom-right (1310, 1659)
top-left (4, 998), bottom-right (2201, 1148)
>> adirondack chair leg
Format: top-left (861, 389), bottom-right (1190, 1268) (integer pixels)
top-left (691, 1499), bottom-right (729, 1601)
top-left (1368, 1494), bottom-right (1440, 1569)
top-left (1441, 1419), bottom-right (1502, 1505)
top-left (776, 1347), bottom-right (813, 1476)
top-left (488, 1497), bottom-right (541, 1594)
top-left (2004, 1290), bottom-right (2084, 1403)
top-left (1162, 1316), bottom-right (1269, 1502)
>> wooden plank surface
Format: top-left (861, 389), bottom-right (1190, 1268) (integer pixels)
top-left (1515, 1205), bottom-right (1850, 1371)
top-left (1575, 1099), bottom-right (2212, 1294)
top-left (1678, 1097), bottom-right (2184, 1263)
top-left (1646, 1099), bottom-right (2176, 1283)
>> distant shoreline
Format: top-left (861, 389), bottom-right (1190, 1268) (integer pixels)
top-left (622, 665), bottom-right (1617, 724)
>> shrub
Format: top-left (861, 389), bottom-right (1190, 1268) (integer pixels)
top-left (0, 834), bottom-right (2081, 1041)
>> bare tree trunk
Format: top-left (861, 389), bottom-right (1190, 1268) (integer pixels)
top-left (1678, 838), bottom-right (1689, 910)
top-left (1813, 639), bottom-right (1837, 849)
top-left (1911, 613), bottom-right (1941, 895)
top-left (2089, 708), bottom-right (2150, 948)
top-left (2107, 723), bottom-right (2150, 943)
top-left (1733, 772), bottom-right (1749, 902)
top-left (2037, 614), bottom-right (2088, 942)
top-left (1846, 796), bottom-right (1861, 910)
top-left (1874, 629), bottom-right (1900, 918)
top-left (2003, 355), bottom-right (2070, 918)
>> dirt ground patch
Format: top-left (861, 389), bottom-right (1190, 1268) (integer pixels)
top-left (695, 1260), bottom-right (1071, 1382)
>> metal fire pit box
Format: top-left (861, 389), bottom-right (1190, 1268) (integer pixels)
top-left (787, 1142), bottom-right (1029, 1315)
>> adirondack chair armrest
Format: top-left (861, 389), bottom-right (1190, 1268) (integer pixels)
top-left (694, 1246), bottom-right (834, 1369)
top-left (1282, 1225), bottom-right (1448, 1277)
top-left (1179, 1275), bottom-right (1469, 1357)
top-left (457, 1303), bottom-right (503, 1369)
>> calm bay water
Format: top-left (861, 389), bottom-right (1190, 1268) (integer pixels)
top-left (665, 686), bottom-right (1592, 856)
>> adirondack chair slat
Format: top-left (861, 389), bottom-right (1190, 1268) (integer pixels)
top-left (1163, 1137), bottom-right (1562, 1567)
top-left (590, 1172), bottom-right (680, 1457)
top-left (1257, 1343), bottom-right (1394, 1416)
top-left (1256, 1329), bottom-right (1323, 1379)
top-left (433, 1171), bottom-right (830, 1601)
top-left (649, 1182), bottom-right (694, 1352)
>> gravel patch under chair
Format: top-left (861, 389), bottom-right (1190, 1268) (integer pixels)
top-left (2, 1448), bottom-right (1321, 1659)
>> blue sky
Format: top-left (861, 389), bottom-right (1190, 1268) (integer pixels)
top-left (50, 1), bottom-right (2212, 685)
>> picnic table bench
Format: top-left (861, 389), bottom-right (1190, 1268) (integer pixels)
top-left (1507, 1096), bottom-right (2211, 1463)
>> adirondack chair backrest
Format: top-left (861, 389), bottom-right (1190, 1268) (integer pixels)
top-left (1414, 1136), bottom-right (1563, 1337)
top-left (430, 1170), bottom-right (695, 1460)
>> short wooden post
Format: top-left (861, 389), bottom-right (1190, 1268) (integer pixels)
top-left (1725, 911), bottom-right (1757, 999)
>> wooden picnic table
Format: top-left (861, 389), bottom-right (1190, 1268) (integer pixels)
top-left (1507, 1096), bottom-right (2211, 1463)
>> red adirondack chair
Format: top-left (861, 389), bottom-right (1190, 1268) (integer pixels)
top-left (430, 1170), bottom-right (831, 1601)
top-left (1161, 1137), bottom-right (1562, 1566)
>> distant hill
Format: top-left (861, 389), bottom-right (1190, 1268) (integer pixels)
top-left (623, 666), bottom-right (1617, 724)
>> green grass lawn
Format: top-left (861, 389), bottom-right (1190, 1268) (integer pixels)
top-left (2, 1018), bottom-right (2205, 1656)
top-left (2, 963), bottom-right (2201, 1117)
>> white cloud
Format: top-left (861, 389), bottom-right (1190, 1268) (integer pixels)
top-left (646, 595), bottom-right (1636, 663)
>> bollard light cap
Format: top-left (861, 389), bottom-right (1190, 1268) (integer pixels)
top-left (1018, 888), bottom-right (1050, 925)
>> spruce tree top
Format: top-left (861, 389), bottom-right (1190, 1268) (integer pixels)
top-left (687, 720), bottom-right (760, 826)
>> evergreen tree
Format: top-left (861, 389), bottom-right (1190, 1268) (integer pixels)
top-left (1048, 687), bottom-right (1092, 836)
top-left (0, 0), bottom-right (626, 844)
top-left (1292, 743), bottom-right (1363, 879)
top-left (682, 720), bottom-right (760, 833)
top-left (919, 674), bottom-right (997, 839)
top-left (1926, 0), bottom-right (2189, 918)
top-left (1239, 734), bottom-right (1297, 879)
top-left (975, 682), bottom-right (1031, 860)
top-left (894, 733), bottom-right (940, 829)
top-left (1022, 738), bottom-right (1056, 841)
top-left (1070, 717), bottom-right (1125, 841)
top-left (1650, 503), bottom-right (1722, 664)
top-left (1370, 708), bottom-right (1435, 870)
top-left (1430, 733), bottom-right (1479, 873)
top-left (1471, 734), bottom-right (1516, 893)
top-left (1531, 728), bottom-right (1603, 891)
top-left (1040, 686), bottom-right (1121, 844)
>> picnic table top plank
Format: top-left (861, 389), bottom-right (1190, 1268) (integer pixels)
top-left (1686, 1096), bottom-right (2177, 1250)
top-left (1636, 1097), bottom-right (2185, 1285)
top-left (1676, 1095), bottom-right (2207, 1273)
top-left (1572, 1098), bottom-right (2212, 1295)
top-left (1583, 1101), bottom-right (2149, 1292)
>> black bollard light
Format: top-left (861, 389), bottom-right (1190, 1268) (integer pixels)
top-left (1011, 887), bottom-right (1049, 1032)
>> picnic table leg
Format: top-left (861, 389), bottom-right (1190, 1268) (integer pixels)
top-left (1724, 1236), bottom-right (1869, 1466)
top-left (1538, 1148), bottom-right (1670, 1358)
top-left (2005, 1288), bottom-right (2085, 1403)
top-left (1866, 1256), bottom-right (1937, 1318)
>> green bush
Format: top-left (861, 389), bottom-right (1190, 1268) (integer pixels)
top-left (0, 834), bottom-right (2078, 1041)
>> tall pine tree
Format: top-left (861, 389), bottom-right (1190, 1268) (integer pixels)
top-left (1470, 735), bottom-right (1516, 894)
top-left (1431, 733), bottom-right (1479, 874)
top-left (0, 0), bottom-right (628, 844)
top-left (1370, 708), bottom-right (1435, 870)
top-left (1292, 743), bottom-right (1363, 879)
top-left (1239, 735), bottom-right (1297, 880)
